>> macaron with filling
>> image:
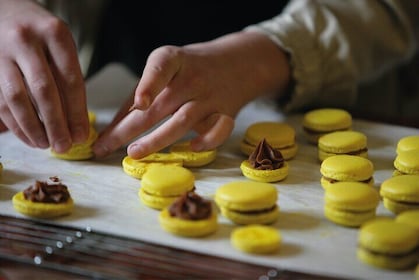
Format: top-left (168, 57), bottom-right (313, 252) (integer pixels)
top-left (396, 135), bottom-right (419, 154)
top-left (169, 141), bottom-right (217, 167)
top-left (231, 225), bottom-right (281, 254)
top-left (320, 155), bottom-right (374, 190)
top-left (393, 150), bottom-right (419, 176)
top-left (122, 154), bottom-right (183, 179)
top-left (357, 218), bottom-right (419, 270)
top-left (324, 181), bottom-right (380, 227)
top-left (240, 122), bottom-right (297, 160)
top-left (302, 108), bottom-right (352, 144)
top-left (215, 181), bottom-right (279, 225)
top-left (380, 174), bottom-right (419, 214)
top-left (318, 130), bottom-right (368, 162)
top-left (240, 138), bottom-right (289, 183)
top-left (159, 191), bottom-right (218, 237)
top-left (139, 165), bottom-right (195, 210)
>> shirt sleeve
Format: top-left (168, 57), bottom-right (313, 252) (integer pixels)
top-left (245, 0), bottom-right (419, 112)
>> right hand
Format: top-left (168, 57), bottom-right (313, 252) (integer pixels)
top-left (0, 0), bottom-right (89, 152)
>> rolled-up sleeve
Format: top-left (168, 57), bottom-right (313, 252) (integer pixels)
top-left (245, 0), bottom-right (418, 111)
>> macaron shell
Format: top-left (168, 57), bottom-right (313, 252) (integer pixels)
top-left (380, 175), bottom-right (419, 202)
top-left (320, 155), bottom-right (374, 182)
top-left (219, 205), bottom-right (279, 225)
top-left (243, 122), bottom-right (296, 148)
top-left (51, 126), bottom-right (98, 160)
top-left (240, 160), bottom-right (288, 183)
top-left (215, 181), bottom-right (278, 211)
top-left (141, 165), bottom-right (195, 196)
top-left (396, 135), bottom-right (419, 154)
top-left (324, 204), bottom-right (376, 227)
top-left (169, 141), bottom-right (217, 167)
top-left (122, 156), bottom-right (182, 179)
top-left (394, 150), bottom-right (419, 174)
top-left (318, 131), bottom-right (367, 154)
top-left (12, 191), bottom-right (74, 218)
top-left (138, 188), bottom-right (179, 210)
top-left (159, 207), bottom-right (218, 237)
top-left (357, 247), bottom-right (418, 270)
top-left (396, 210), bottom-right (419, 233)
top-left (320, 176), bottom-right (374, 190)
top-left (318, 149), bottom-right (368, 162)
top-left (382, 197), bottom-right (419, 215)
top-left (231, 225), bottom-right (281, 254)
top-left (303, 108), bottom-right (352, 132)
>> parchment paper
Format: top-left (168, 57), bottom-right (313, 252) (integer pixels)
top-left (0, 64), bottom-right (417, 280)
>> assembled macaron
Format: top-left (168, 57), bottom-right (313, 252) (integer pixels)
top-left (139, 165), bottom-right (195, 210)
top-left (240, 122), bottom-right (297, 160)
top-left (302, 108), bottom-right (352, 144)
top-left (240, 138), bottom-right (288, 183)
top-left (396, 135), bottom-right (419, 154)
top-left (12, 179), bottom-right (74, 218)
top-left (357, 218), bottom-right (419, 270)
top-left (215, 181), bottom-right (279, 225)
top-left (169, 141), bottom-right (217, 167)
top-left (158, 191), bottom-right (218, 237)
top-left (323, 182), bottom-right (380, 227)
top-left (320, 155), bottom-right (374, 190)
top-left (231, 225), bottom-right (281, 254)
top-left (318, 130), bottom-right (368, 162)
top-left (122, 154), bottom-right (183, 179)
top-left (380, 174), bottom-right (419, 214)
top-left (393, 150), bottom-right (419, 176)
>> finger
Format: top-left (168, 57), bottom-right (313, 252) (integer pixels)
top-left (0, 59), bottom-right (48, 148)
top-left (127, 102), bottom-right (203, 159)
top-left (16, 39), bottom-right (72, 153)
top-left (190, 113), bottom-right (235, 151)
top-left (133, 46), bottom-right (182, 110)
top-left (45, 19), bottom-right (89, 144)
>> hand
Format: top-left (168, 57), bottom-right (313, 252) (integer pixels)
top-left (0, 0), bottom-right (89, 152)
top-left (93, 31), bottom-right (291, 159)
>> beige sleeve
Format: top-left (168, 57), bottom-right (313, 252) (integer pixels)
top-left (245, 0), bottom-right (419, 111)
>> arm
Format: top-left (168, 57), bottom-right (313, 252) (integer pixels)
top-left (0, 0), bottom-right (89, 152)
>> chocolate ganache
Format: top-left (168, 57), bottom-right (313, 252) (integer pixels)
top-left (169, 191), bottom-right (211, 220)
top-left (249, 138), bottom-right (284, 170)
top-left (23, 180), bottom-right (71, 203)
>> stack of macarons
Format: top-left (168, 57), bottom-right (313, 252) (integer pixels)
top-left (317, 131), bottom-right (368, 162)
top-left (357, 218), bottom-right (419, 270)
top-left (240, 138), bottom-right (289, 183)
top-left (214, 181), bottom-right (279, 225)
top-left (240, 122), bottom-right (298, 160)
top-left (302, 108), bottom-right (352, 144)
top-left (380, 175), bottom-right (419, 214)
top-left (323, 181), bottom-right (380, 227)
top-left (393, 149), bottom-right (419, 176)
top-left (320, 155), bottom-right (374, 190)
top-left (139, 165), bottom-right (195, 210)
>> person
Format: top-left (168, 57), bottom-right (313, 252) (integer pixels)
top-left (0, 0), bottom-right (418, 160)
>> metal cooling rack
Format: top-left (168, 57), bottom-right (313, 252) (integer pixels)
top-left (0, 214), bottom-right (335, 280)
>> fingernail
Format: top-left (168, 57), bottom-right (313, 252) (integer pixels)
top-left (37, 136), bottom-right (50, 149)
top-left (128, 143), bottom-right (145, 158)
top-left (191, 142), bottom-right (204, 152)
top-left (72, 125), bottom-right (87, 143)
top-left (93, 143), bottom-right (110, 158)
top-left (53, 138), bottom-right (72, 153)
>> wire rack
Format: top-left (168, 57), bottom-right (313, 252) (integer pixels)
top-left (0, 214), bottom-right (337, 280)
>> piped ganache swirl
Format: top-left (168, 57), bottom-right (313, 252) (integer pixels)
top-left (169, 191), bottom-right (212, 220)
top-left (23, 180), bottom-right (71, 203)
top-left (248, 138), bottom-right (285, 170)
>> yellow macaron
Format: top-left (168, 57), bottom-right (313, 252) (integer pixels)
top-left (139, 165), bottom-right (195, 210)
top-left (240, 138), bottom-right (289, 183)
top-left (231, 225), bottom-right (281, 254)
top-left (122, 154), bottom-right (183, 179)
top-left (51, 125), bottom-right (98, 160)
top-left (240, 122), bottom-right (298, 160)
top-left (324, 181), bottom-right (380, 227)
top-left (320, 155), bottom-right (374, 190)
top-left (318, 130), bottom-right (368, 162)
top-left (302, 108), bottom-right (352, 144)
top-left (396, 135), bottom-right (419, 154)
top-left (215, 181), bottom-right (279, 225)
top-left (357, 218), bottom-right (419, 270)
top-left (169, 141), bottom-right (217, 167)
top-left (158, 191), bottom-right (218, 237)
top-left (380, 174), bottom-right (419, 214)
top-left (393, 150), bottom-right (419, 176)
top-left (396, 210), bottom-right (419, 234)
top-left (12, 180), bottom-right (74, 218)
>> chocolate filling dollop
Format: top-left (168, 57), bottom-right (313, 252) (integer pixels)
top-left (249, 138), bottom-right (284, 170)
top-left (169, 191), bottom-right (211, 220)
top-left (23, 180), bottom-right (70, 203)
